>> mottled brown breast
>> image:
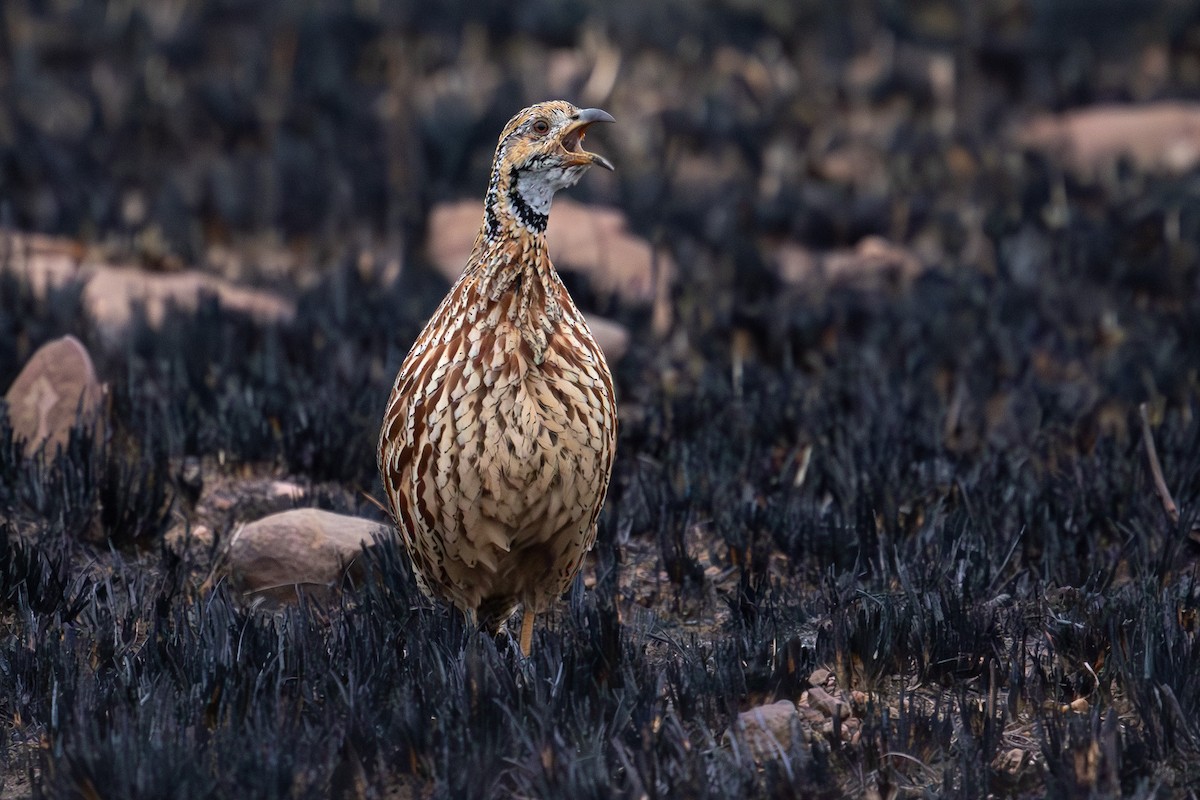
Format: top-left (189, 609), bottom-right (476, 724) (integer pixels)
top-left (378, 261), bottom-right (616, 620)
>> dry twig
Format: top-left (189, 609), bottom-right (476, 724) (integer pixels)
top-left (1139, 403), bottom-right (1180, 527)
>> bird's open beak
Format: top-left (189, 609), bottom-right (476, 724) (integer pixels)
top-left (560, 108), bottom-right (615, 171)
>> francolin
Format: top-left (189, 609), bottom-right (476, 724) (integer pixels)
top-left (379, 101), bottom-right (618, 656)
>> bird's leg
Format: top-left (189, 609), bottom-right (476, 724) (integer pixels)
top-left (519, 608), bottom-right (535, 657)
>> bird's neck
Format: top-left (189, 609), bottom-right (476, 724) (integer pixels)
top-left (462, 195), bottom-right (565, 363)
top-left (471, 221), bottom-right (557, 298)
top-left (471, 160), bottom-right (564, 295)
top-left (483, 162), bottom-right (550, 231)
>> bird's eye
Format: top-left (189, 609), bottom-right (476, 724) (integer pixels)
top-left (532, 119), bottom-right (550, 135)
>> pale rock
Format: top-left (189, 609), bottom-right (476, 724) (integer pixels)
top-left (268, 480), bottom-right (308, 501)
top-left (0, 232), bottom-right (294, 345)
top-left (226, 509), bottom-right (394, 606)
top-left (4, 335), bottom-right (104, 457)
top-left (164, 523), bottom-right (214, 556)
top-left (583, 313), bottom-right (630, 363)
top-left (776, 236), bottom-right (924, 287)
top-left (813, 141), bottom-right (889, 193)
top-left (0, 233), bottom-right (85, 297)
top-left (805, 686), bottom-right (850, 720)
top-left (83, 266), bottom-right (295, 344)
top-left (1015, 102), bottom-right (1200, 176)
top-left (427, 198), bottom-right (673, 305)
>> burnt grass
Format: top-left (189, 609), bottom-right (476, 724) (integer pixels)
top-left (3, 2), bottom-right (1200, 799)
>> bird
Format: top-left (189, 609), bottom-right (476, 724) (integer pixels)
top-left (378, 101), bottom-right (618, 656)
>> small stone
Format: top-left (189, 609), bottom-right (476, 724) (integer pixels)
top-left (797, 704), bottom-right (827, 726)
top-left (165, 523), bottom-right (214, 555)
top-left (806, 686), bottom-right (850, 719)
top-left (994, 747), bottom-right (1029, 775)
top-left (775, 236), bottom-right (923, 288)
top-left (177, 456), bottom-right (204, 506)
top-left (268, 480), bottom-right (308, 500)
top-left (226, 509), bottom-right (395, 606)
top-left (723, 700), bottom-right (800, 761)
top-left (4, 335), bottom-right (104, 457)
top-left (825, 236), bottom-right (923, 283)
top-left (1063, 697), bottom-right (1090, 714)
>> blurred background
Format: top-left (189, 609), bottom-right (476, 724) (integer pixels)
top-left (3, 2), bottom-right (1200, 796)
top-left (2, 0), bottom-right (1199, 291)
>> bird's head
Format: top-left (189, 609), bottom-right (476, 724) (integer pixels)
top-left (486, 100), bottom-right (614, 233)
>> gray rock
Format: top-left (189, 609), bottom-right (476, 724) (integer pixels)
top-left (226, 509), bottom-right (394, 606)
top-left (4, 334), bottom-right (104, 457)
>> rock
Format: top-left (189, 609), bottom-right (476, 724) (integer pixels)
top-left (775, 236), bottom-right (924, 288)
top-left (775, 243), bottom-right (820, 285)
top-left (426, 198), bottom-right (674, 305)
top-left (794, 672), bottom-right (862, 746)
top-left (805, 686), bottom-right (849, 720)
top-left (207, 478), bottom-right (308, 515)
top-left (226, 509), bottom-right (394, 605)
top-left (0, 233), bottom-right (86, 297)
top-left (583, 313), bottom-right (630, 363)
top-left (425, 201), bottom-right (481, 283)
top-left (547, 199), bottom-right (672, 304)
top-left (83, 265), bottom-right (295, 345)
top-left (0, 232), bottom-right (296, 347)
top-left (164, 523), bottom-right (215, 556)
top-left (723, 700), bottom-right (800, 760)
top-left (4, 335), bottom-right (104, 458)
top-left (812, 141), bottom-right (888, 193)
top-left (424, 202), bottom-right (646, 362)
top-left (1014, 102), bottom-right (1200, 176)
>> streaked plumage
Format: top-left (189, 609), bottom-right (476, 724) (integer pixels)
top-left (379, 101), bottom-right (618, 655)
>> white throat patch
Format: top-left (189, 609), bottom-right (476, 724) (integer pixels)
top-left (514, 165), bottom-right (585, 223)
